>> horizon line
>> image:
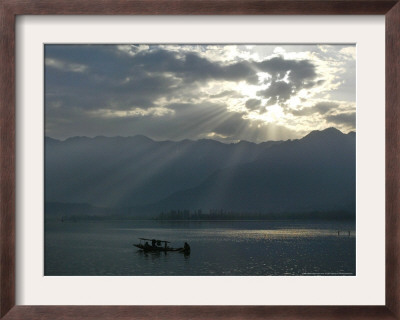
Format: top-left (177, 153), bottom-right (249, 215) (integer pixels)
top-left (45, 126), bottom-right (356, 145)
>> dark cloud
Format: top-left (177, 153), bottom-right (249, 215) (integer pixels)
top-left (245, 99), bottom-right (262, 110)
top-left (256, 57), bottom-right (317, 86)
top-left (314, 102), bottom-right (339, 114)
top-left (255, 57), bottom-right (318, 106)
top-left (45, 48), bottom-right (182, 111)
top-left (45, 70), bottom-right (178, 110)
top-left (257, 81), bottom-right (294, 106)
top-left (45, 46), bottom-right (319, 114)
top-left (45, 45), bottom-right (257, 115)
top-left (291, 102), bottom-right (339, 116)
top-left (44, 44), bottom-right (353, 142)
top-left (325, 113), bottom-right (356, 126)
top-left (130, 49), bottom-right (257, 84)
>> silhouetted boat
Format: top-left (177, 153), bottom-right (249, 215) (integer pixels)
top-left (133, 238), bottom-right (190, 254)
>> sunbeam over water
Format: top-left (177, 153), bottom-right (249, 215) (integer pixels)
top-left (45, 220), bottom-right (355, 276)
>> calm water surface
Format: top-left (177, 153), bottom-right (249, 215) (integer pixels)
top-left (45, 220), bottom-right (355, 276)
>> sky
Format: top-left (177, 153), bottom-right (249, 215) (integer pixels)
top-left (45, 44), bottom-right (355, 143)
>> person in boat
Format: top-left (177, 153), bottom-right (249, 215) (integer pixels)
top-left (144, 241), bottom-right (150, 249)
top-left (151, 239), bottom-right (156, 247)
top-left (184, 242), bottom-right (190, 252)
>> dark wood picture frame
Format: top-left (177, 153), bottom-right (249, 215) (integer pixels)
top-left (1, 1), bottom-right (399, 319)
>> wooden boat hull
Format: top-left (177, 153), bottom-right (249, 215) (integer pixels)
top-left (133, 244), bottom-right (182, 253)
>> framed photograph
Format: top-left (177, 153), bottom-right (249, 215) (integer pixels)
top-left (1, 1), bottom-right (399, 319)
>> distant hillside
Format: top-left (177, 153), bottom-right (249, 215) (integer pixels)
top-left (151, 128), bottom-right (355, 214)
top-left (45, 135), bottom-right (281, 208)
top-left (45, 128), bottom-right (355, 219)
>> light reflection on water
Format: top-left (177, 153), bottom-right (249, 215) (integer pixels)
top-left (113, 227), bottom-right (353, 239)
top-left (45, 220), bottom-right (355, 276)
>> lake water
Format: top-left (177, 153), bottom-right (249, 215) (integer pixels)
top-left (45, 220), bottom-right (355, 276)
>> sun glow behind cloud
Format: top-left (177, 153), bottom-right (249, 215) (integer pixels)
top-left (45, 44), bottom-right (356, 142)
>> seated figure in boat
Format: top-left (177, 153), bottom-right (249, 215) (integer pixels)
top-left (184, 242), bottom-right (190, 253)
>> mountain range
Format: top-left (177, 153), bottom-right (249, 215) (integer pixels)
top-left (45, 127), bottom-right (355, 219)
